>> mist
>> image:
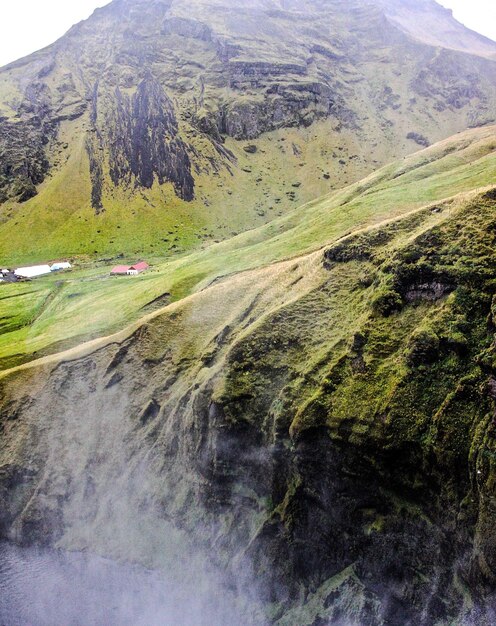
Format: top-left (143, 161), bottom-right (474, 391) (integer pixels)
top-left (0, 348), bottom-right (268, 626)
top-left (0, 541), bottom-right (264, 626)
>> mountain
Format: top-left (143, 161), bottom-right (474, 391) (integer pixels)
top-left (2, 2), bottom-right (496, 624)
top-left (0, 0), bottom-right (496, 263)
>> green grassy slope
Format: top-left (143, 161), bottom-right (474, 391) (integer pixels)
top-left (1, 124), bottom-right (494, 371)
top-left (0, 120), bottom-right (393, 266)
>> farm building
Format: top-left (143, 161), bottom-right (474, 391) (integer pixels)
top-left (51, 262), bottom-right (72, 271)
top-left (111, 265), bottom-right (131, 276)
top-left (15, 265), bottom-right (52, 279)
top-left (110, 262), bottom-right (149, 276)
top-left (127, 262), bottom-right (149, 275)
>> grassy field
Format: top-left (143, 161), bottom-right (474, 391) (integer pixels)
top-left (0, 119), bottom-right (392, 267)
top-left (1, 125), bottom-right (495, 371)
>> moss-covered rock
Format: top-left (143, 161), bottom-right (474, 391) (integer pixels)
top-left (372, 287), bottom-right (403, 316)
top-left (407, 327), bottom-right (440, 366)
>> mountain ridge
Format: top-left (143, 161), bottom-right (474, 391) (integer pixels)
top-left (377, 0), bottom-right (496, 57)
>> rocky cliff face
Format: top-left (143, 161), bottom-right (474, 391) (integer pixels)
top-left (0, 0), bottom-right (495, 261)
top-left (2, 184), bottom-right (496, 624)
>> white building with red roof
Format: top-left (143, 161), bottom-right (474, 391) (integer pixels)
top-left (110, 262), bottom-right (149, 276)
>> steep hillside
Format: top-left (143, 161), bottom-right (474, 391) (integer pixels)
top-left (1, 124), bottom-right (495, 370)
top-left (2, 125), bottom-right (496, 623)
top-left (0, 0), bottom-right (495, 262)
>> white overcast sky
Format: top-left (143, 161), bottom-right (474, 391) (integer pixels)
top-left (0, 0), bottom-right (495, 68)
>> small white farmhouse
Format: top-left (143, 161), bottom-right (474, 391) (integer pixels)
top-left (51, 262), bottom-right (72, 271)
top-left (15, 265), bottom-right (52, 279)
top-left (127, 262), bottom-right (149, 275)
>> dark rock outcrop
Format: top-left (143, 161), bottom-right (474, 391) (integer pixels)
top-left (107, 77), bottom-right (195, 201)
